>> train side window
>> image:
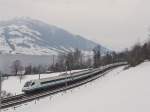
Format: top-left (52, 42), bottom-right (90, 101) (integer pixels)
top-left (24, 81), bottom-right (32, 87)
top-left (31, 82), bottom-right (35, 86)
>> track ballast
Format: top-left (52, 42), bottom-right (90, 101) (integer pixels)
top-left (1, 62), bottom-right (127, 109)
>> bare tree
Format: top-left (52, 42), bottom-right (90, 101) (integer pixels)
top-left (127, 43), bottom-right (144, 66)
top-left (93, 45), bottom-right (101, 68)
top-left (73, 48), bottom-right (82, 66)
top-left (101, 52), bottom-right (113, 65)
top-left (11, 60), bottom-right (23, 75)
top-left (85, 58), bottom-right (92, 68)
top-left (50, 49), bottom-right (86, 72)
top-left (24, 65), bottom-right (32, 75)
top-left (65, 52), bottom-right (74, 71)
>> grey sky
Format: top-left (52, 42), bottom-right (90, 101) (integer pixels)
top-left (0, 0), bottom-right (150, 51)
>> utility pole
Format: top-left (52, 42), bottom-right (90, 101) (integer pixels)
top-left (52, 55), bottom-right (54, 66)
top-left (0, 72), bottom-right (2, 112)
top-left (65, 66), bottom-right (68, 90)
top-left (51, 55), bottom-right (55, 72)
top-left (65, 66), bottom-right (68, 74)
top-left (39, 73), bottom-right (41, 79)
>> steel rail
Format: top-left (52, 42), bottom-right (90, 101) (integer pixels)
top-left (1, 63), bottom-right (126, 109)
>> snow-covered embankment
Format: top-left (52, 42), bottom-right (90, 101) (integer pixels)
top-left (3, 61), bottom-right (150, 112)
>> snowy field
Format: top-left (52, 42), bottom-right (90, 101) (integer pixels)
top-left (2, 69), bottom-right (85, 95)
top-left (2, 61), bottom-right (150, 112)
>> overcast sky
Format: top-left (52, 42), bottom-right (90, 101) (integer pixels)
top-left (0, 0), bottom-right (150, 51)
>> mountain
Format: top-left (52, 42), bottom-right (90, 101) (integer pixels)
top-left (0, 17), bottom-right (109, 55)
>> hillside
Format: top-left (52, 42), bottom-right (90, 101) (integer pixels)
top-left (0, 17), bottom-right (109, 55)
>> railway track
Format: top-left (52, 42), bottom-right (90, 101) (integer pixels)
top-left (1, 63), bottom-right (127, 109)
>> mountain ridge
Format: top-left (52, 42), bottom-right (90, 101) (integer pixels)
top-left (0, 17), bottom-right (109, 55)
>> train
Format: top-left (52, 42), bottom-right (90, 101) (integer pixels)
top-left (22, 62), bottom-right (127, 93)
top-left (22, 70), bottom-right (92, 93)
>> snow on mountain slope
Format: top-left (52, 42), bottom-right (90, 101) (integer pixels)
top-left (3, 61), bottom-right (150, 112)
top-left (0, 17), bottom-right (109, 55)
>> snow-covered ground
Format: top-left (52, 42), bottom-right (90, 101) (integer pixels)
top-left (2, 69), bottom-right (85, 95)
top-left (2, 61), bottom-right (150, 112)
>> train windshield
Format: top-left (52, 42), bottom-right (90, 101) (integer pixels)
top-left (24, 81), bottom-right (32, 87)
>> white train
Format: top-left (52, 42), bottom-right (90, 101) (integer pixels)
top-left (22, 70), bottom-right (92, 93)
top-left (22, 62), bottom-right (127, 93)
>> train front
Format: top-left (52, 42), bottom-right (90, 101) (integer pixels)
top-left (22, 81), bottom-right (34, 93)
